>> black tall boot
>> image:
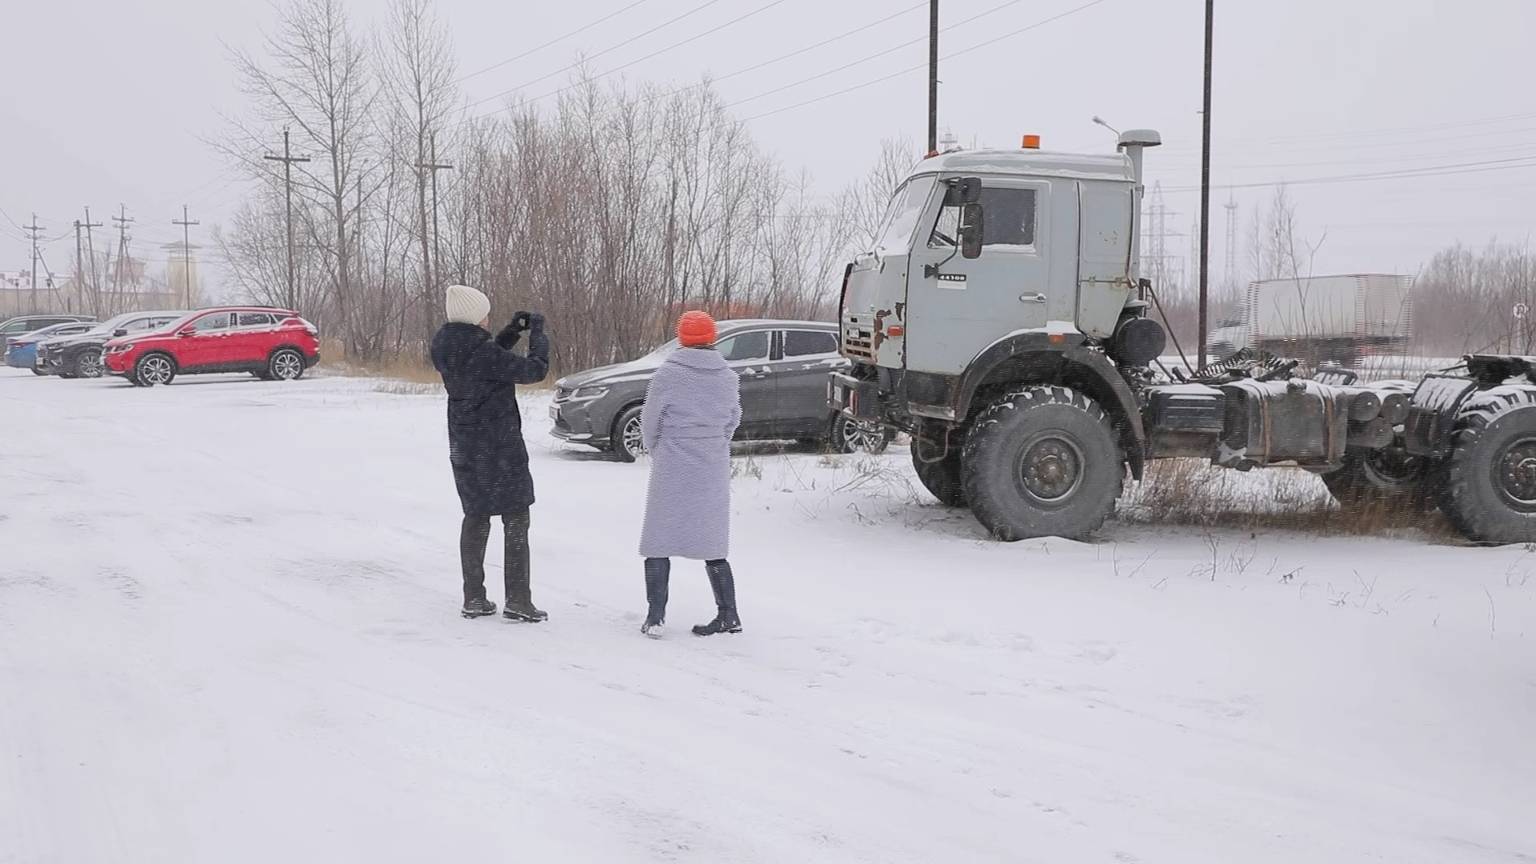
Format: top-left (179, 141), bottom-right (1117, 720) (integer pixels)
top-left (693, 559), bottom-right (742, 636)
top-left (642, 558), bottom-right (670, 638)
top-left (460, 515), bottom-right (497, 618)
top-left (500, 511), bottom-right (547, 622)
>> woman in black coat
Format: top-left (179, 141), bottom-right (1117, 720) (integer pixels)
top-left (430, 283), bottom-right (551, 621)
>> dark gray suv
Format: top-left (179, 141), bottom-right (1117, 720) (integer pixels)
top-left (551, 319), bottom-right (889, 461)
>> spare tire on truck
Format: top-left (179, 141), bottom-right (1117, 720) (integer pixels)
top-left (1440, 388), bottom-right (1536, 544)
top-left (961, 386), bottom-right (1123, 541)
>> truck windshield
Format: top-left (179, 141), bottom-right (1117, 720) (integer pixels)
top-left (870, 176), bottom-right (936, 256)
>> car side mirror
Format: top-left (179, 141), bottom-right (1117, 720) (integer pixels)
top-left (177, 327), bottom-right (196, 337)
top-left (113, 328), bottom-right (128, 337)
top-left (944, 177), bottom-right (982, 206)
top-left (959, 202), bottom-right (984, 259)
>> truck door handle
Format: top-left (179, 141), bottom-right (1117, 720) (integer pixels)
top-left (1019, 293), bottom-right (1047, 304)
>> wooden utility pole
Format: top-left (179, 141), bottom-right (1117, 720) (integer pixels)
top-left (24, 215), bottom-right (43, 312)
top-left (927, 0), bottom-right (939, 155)
top-left (416, 131), bottom-right (454, 297)
top-left (82, 207), bottom-right (102, 314)
top-left (111, 205), bottom-right (135, 297)
top-left (172, 205), bottom-right (200, 308)
top-left (73, 211), bottom-right (103, 314)
top-left (264, 129), bottom-right (311, 311)
top-left (1198, 0), bottom-right (1214, 370)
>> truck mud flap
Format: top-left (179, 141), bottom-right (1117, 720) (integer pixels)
top-left (1402, 375), bottom-right (1480, 458)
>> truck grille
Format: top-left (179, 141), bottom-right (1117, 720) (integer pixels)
top-left (842, 316), bottom-right (876, 362)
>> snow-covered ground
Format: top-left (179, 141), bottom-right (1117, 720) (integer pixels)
top-left (2, 368), bottom-right (1533, 864)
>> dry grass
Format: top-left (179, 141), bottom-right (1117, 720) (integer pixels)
top-left (317, 343), bottom-right (556, 396)
top-left (1118, 458), bottom-right (1459, 540)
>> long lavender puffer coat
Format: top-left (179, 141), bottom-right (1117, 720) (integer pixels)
top-left (638, 346), bottom-right (742, 560)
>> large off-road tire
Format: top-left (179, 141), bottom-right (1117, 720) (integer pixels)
top-left (1321, 448), bottom-right (1431, 512)
top-left (961, 386), bottom-right (1123, 541)
top-left (134, 352), bottom-right (177, 387)
top-left (611, 404), bottom-right (646, 463)
top-left (1440, 389), bottom-right (1536, 544)
top-left (911, 434), bottom-right (967, 507)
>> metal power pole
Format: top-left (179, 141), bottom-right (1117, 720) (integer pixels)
top-left (1197, 0), bottom-right (1214, 370)
top-left (172, 205), bottom-right (200, 308)
top-left (927, 0), bottom-right (939, 155)
top-left (416, 131), bottom-right (454, 294)
top-left (24, 214), bottom-right (43, 312)
top-left (264, 129), bottom-right (311, 311)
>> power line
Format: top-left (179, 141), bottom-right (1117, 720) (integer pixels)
top-left (456, 0), bottom-right (652, 84)
top-left (516, 0), bottom-right (793, 107)
top-left (739, 0), bottom-right (1110, 122)
top-left (1157, 154), bottom-right (1536, 193)
top-left (728, 0), bottom-right (1037, 112)
top-left (464, 0), bottom-right (730, 113)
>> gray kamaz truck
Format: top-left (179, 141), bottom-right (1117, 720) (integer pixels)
top-left (830, 131), bottom-right (1536, 545)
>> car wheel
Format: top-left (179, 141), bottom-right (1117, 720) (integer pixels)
top-left (830, 415), bottom-right (891, 455)
top-left (269, 348), bottom-right (305, 381)
top-left (30, 367), bottom-right (46, 376)
top-left (135, 353), bottom-right (177, 387)
top-left (76, 348), bottom-right (105, 379)
top-left (611, 405), bottom-right (646, 463)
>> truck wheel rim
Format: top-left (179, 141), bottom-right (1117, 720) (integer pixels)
top-left (1495, 437), bottom-right (1536, 510)
top-left (273, 352), bottom-right (302, 380)
top-left (141, 356), bottom-right (172, 384)
top-left (1361, 449), bottom-right (1421, 491)
top-left (80, 350), bottom-right (103, 378)
top-left (623, 416), bottom-right (645, 458)
top-left (1017, 434), bottom-right (1084, 505)
top-left (841, 418), bottom-right (882, 452)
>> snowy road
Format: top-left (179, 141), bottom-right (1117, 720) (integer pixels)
top-left (2, 369), bottom-right (1533, 863)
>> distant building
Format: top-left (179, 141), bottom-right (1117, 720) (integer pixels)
top-left (161, 241), bottom-right (203, 309)
top-left (0, 269), bottom-right (81, 317)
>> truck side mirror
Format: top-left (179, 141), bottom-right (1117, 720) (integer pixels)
top-left (959, 202), bottom-right (984, 259)
top-left (944, 177), bottom-right (982, 206)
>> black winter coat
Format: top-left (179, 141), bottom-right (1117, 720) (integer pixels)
top-left (430, 321), bottom-right (551, 516)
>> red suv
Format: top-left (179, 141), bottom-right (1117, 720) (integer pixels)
top-left (103, 306), bottom-right (320, 386)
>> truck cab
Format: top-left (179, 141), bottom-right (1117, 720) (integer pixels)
top-left (831, 132), bottom-right (1536, 546)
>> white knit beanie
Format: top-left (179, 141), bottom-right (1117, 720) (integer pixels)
top-left (445, 283), bottom-right (491, 326)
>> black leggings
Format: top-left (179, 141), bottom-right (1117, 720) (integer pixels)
top-left (461, 511), bottom-right (530, 603)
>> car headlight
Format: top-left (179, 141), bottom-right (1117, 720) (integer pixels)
top-left (571, 385), bottom-right (609, 401)
top-left (109, 343), bottom-right (134, 354)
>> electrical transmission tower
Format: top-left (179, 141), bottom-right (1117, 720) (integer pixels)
top-left (1140, 182), bottom-right (1184, 295)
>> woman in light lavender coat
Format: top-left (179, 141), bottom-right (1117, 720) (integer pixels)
top-left (638, 311), bottom-right (743, 638)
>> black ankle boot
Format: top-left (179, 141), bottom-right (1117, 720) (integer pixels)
top-left (642, 558), bottom-right (670, 637)
top-left (693, 559), bottom-right (741, 636)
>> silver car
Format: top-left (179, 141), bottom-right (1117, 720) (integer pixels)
top-left (551, 319), bottom-right (889, 462)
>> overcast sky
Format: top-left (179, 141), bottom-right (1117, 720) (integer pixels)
top-left (3, 0), bottom-right (1533, 296)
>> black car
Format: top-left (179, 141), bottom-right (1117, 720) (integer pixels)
top-left (36, 310), bottom-right (187, 378)
top-left (551, 319), bottom-right (890, 461)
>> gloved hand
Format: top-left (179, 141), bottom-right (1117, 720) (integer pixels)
top-left (510, 311), bottom-right (532, 332)
top-left (527, 312), bottom-right (545, 332)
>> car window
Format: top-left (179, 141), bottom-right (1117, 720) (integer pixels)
top-left (238, 312), bottom-right (275, 328)
top-left (2, 321), bottom-right (34, 334)
top-left (715, 331), bottom-right (770, 363)
top-left (59, 324), bottom-right (92, 335)
top-left (192, 312), bottom-right (233, 332)
top-left (930, 186), bottom-right (1039, 250)
top-left (147, 317), bottom-right (179, 330)
top-left (783, 330), bottom-right (838, 358)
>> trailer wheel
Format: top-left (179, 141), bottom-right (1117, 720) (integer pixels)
top-left (1441, 389), bottom-right (1536, 544)
top-left (962, 386), bottom-right (1123, 541)
top-left (911, 435), bottom-right (967, 507)
top-left (1321, 448), bottom-right (1429, 510)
